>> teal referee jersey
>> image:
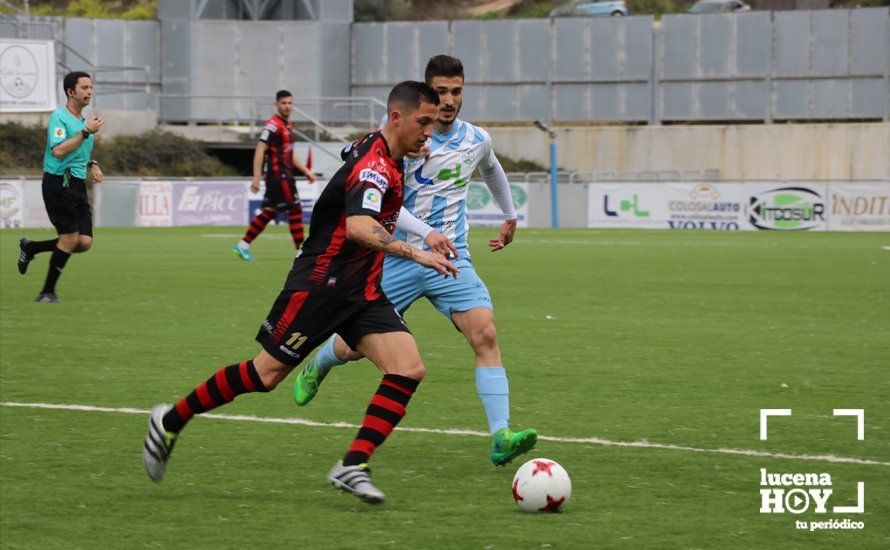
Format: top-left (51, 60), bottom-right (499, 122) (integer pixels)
top-left (43, 106), bottom-right (93, 179)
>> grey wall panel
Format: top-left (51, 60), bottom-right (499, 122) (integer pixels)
top-left (458, 84), bottom-right (483, 121)
top-left (811, 79), bottom-right (848, 118)
top-left (700, 82), bottom-right (731, 118)
top-left (590, 20), bottom-right (621, 80)
top-left (95, 19), bottom-right (126, 82)
top-left (384, 23), bottom-right (416, 83)
top-left (736, 12), bottom-right (770, 77)
top-left (555, 19), bottom-right (588, 80)
top-left (591, 84), bottom-right (621, 120)
top-left (482, 20), bottom-right (517, 82)
top-left (735, 81), bottom-right (767, 119)
top-left (773, 12), bottom-right (810, 77)
top-left (774, 80), bottom-right (808, 118)
top-left (352, 24), bottom-right (383, 85)
top-left (192, 22), bottom-right (240, 118)
top-left (451, 21), bottom-right (484, 83)
top-left (661, 15), bottom-right (697, 79)
top-left (417, 21), bottom-right (449, 71)
top-left (516, 85), bottom-right (548, 121)
top-left (556, 85), bottom-right (587, 120)
top-left (321, 23), bottom-right (351, 99)
top-left (129, 21), bottom-right (160, 83)
top-left (62, 18), bottom-right (95, 72)
top-left (811, 10), bottom-right (847, 76)
top-left (625, 83), bottom-right (650, 120)
top-left (851, 80), bottom-right (884, 118)
top-left (663, 83), bottom-right (693, 120)
top-left (699, 15), bottom-right (732, 78)
top-left (623, 17), bottom-right (653, 80)
top-left (850, 8), bottom-right (887, 76)
top-left (518, 20), bottom-right (549, 81)
top-left (483, 85), bottom-right (515, 119)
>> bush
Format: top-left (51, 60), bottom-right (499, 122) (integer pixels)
top-left (0, 123), bottom-right (235, 177)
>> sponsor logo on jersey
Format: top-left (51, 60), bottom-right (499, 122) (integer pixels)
top-left (362, 188), bottom-right (382, 212)
top-left (360, 168), bottom-right (389, 192)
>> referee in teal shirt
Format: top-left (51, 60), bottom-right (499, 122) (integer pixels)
top-left (18, 71), bottom-right (104, 302)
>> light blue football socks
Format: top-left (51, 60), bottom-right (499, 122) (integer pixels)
top-left (475, 366), bottom-right (510, 434)
top-left (314, 336), bottom-right (346, 377)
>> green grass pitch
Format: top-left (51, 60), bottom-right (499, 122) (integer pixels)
top-left (1, 226), bottom-right (888, 548)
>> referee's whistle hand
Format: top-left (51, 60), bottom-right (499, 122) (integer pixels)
top-left (87, 117), bottom-right (103, 134)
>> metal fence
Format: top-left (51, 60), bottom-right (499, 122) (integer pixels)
top-left (352, 8), bottom-right (890, 124)
top-left (4, 8), bottom-right (887, 124)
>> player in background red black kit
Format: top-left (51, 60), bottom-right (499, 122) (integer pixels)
top-left (233, 90), bottom-right (317, 262)
top-left (144, 81), bottom-right (455, 504)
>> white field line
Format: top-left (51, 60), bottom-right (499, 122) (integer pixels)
top-left (2, 401), bottom-right (888, 467)
top-left (202, 234), bottom-right (290, 239)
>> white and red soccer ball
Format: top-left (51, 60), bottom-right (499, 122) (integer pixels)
top-left (512, 458), bottom-right (572, 513)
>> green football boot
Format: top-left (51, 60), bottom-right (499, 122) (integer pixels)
top-left (491, 427), bottom-right (538, 466)
top-left (293, 357), bottom-right (326, 406)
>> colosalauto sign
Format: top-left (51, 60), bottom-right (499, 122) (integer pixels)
top-left (748, 186), bottom-right (827, 231)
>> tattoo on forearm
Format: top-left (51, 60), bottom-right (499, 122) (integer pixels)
top-left (369, 226), bottom-right (414, 258)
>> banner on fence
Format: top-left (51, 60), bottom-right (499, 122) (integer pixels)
top-left (826, 183), bottom-right (890, 232)
top-left (0, 39), bottom-right (58, 113)
top-left (466, 182), bottom-right (529, 227)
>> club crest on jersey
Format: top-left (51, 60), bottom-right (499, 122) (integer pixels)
top-left (54, 127), bottom-right (65, 139)
top-left (362, 187), bottom-right (382, 212)
top-left (360, 168), bottom-right (389, 192)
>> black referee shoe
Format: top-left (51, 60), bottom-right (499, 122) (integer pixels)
top-left (35, 292), bottom-right (62, 303)
top-left (18, 238), bottom-right (34, 275)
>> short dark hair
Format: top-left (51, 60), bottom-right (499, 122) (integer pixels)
top-left (276, 90), bottom-right (292, 101)
top-left (63, 71), bottom-right (91, 97)
top-left (424, 55), bottom-right (464, 85)
top-left (387, 81), bottom-right (439, 112)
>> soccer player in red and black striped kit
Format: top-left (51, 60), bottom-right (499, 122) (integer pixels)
top-left (144, 81), bottom-right (455, 504)
top-left (233, 90), bottom-right (317, 262)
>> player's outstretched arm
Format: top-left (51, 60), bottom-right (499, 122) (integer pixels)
top-left (395, 207), bottom-right (459, 259)
top-left (251, 141), bottom-right (266, 192)
top-left (480, 155), bottom-right (518, 252)
top-left (292, 149), bottom-right (317, 183)
top-left (345, 215), bottom-right (458, 278)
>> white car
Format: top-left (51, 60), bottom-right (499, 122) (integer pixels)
top-left (688, 0), bottom-right (751, 13)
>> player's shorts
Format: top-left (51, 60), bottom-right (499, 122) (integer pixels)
top-left (262, 176), bottom-right (299, 211)
top-left (256, 290), bottom-right (410, 366)
top-left (41, 172), bottom-right (93, 236)
top-left (382, 256), bottom-right (493, 319)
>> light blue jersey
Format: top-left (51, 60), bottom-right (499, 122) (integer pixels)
top-left (383, 118), bottom-right (500, 317)
top-left (393, 119), bottom-right (498, 260)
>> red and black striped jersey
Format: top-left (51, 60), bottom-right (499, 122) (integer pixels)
top-left (259, 114), bottom-right (296, 181)
top-left (284, 132), bottom-right (404, 301)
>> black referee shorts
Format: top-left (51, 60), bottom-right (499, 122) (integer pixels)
top-left (256, 290), bottom-right (410, 367)
top-left (42, 172), bottom-right (93, 236)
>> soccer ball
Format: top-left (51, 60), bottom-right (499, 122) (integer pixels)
top-left (512, 458), bottom-right (572, 513)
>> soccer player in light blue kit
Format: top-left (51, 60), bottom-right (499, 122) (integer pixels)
top-left (293, 55), bottom-right (537, 466)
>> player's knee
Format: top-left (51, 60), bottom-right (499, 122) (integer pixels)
top-left (471, 322), bottom-right (498, 351)
top-left (57, 234), bottom-right (79, 253)
top-left (75, 237), bottom-right (92, 252)
top-left (390, 360), bottom-right (425, 381)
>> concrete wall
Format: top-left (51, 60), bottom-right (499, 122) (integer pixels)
top-left (488, 123), bottom-right (890, 181)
